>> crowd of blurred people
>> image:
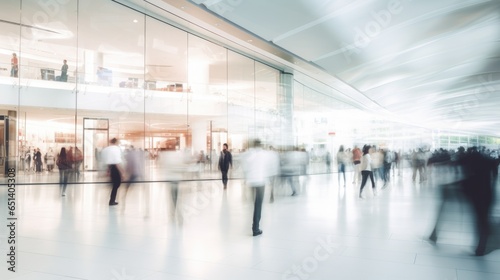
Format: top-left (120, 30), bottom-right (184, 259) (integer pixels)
top-left (21, 146), bottom-right (83, 175)
top-left (21, 145), bottom-right (85, 197)
top-left (19, 139), bottom-right (500, 251)
top-left (426, 146), bottom-right (499, 256)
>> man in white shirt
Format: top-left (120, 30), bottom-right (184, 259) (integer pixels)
top-left (101, 138), bottom-right (124, 205)
top-left (241, 139), bottom-right (279, 236)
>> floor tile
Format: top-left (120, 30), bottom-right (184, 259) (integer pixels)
top-left (0, 168), bottom-right (498, 279)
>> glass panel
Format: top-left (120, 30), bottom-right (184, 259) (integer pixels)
top-left (255, 62), bottom-right (279, 147)
top-left (0, 1), bottom-right (21, 173)
top-left (17, 0), bottom-right (78, 179)
top-left (79, 0), bottom-right (145, 177)
top-left (0, 0), bottom-right (20, 76)
top-left (83, 123), bottom-right (108, 171)
top-left (294, 81), bottom-right (306, 147)
top-left (470, 137), bottom-right (478, 147)
top-left (145, 16), bottom-right (188, 180)
top-left (83, 118), bottom-right (109, 129)
top-left (187, 34), bottom-right (227, 174)
top-left (228, 51), bottom-right (254, 153)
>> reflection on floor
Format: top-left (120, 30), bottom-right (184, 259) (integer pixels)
top-left (0, 168), bottom-right (500, 280)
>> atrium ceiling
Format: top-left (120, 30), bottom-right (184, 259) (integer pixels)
top-left (144, 0), bottom-right (500, 136)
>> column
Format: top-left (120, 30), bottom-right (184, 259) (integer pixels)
top-left (279, 72), bottom-right (294, 148)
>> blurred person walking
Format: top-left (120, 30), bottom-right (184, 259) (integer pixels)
top-left (67, 146), bottom-right (75, 179)
top-left (395, 150), bottom-right (402, 176)
top-left (429, 147), bottom-right (497, 256)
top-left (412, 148), bottom-right (426, 182)
top-left (352, 145), bottom-right (362, 185)
top-left (382, 149), bottom-right (394, 188)
top-left (325, 151), bottom-right (331, 173)
top-left (198, 150), bottom-right (206, 172)
top-left (159, 149), bottom-right (190, 220)
top-left (123, 146), bottom-right (144, 204)
top-left (241, 139), bottom-right (280, 236)
top-left (359, 145), bottom-right (376, 198)
top-left (56, 147), bottom-right (72, 196)
top-left (371, 147), bottom-right (383, 182)
top-left (268, 146), bottom-right (281, 203)
top-left (125, 146), bottom-right (144, 189)
top-left (73, 147), bottom-right (84, 180)
top-left (218, 143), bottom-right (232, 189)
top-left (337, 145), bottom-right (347, 187)
top-left (45, 148), bottom-right (56, 172)
top-left (458, 147), bottom-right (497, 255)
top-left (299, 148), bottom-right (311, 190)
top-left (281, 148), bottom-right (301, 196)
top-left (101, 138), bottom-right (124, 206)
top-left (24, 149), bottom-right (32, 172)
top-left (34, 148), bottom-right (43, 172)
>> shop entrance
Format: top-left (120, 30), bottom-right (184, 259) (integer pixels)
top-left (83, 118), bottom-right (109, 171)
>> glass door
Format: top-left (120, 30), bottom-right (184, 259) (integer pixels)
top-left (83, 118), bottom-right (109, 171)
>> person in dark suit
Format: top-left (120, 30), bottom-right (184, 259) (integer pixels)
top-left (218, 143), bottom-right (232, 189)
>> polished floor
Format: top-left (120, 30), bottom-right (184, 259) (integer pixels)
top-left (1, 167), bottom-right (500, 280)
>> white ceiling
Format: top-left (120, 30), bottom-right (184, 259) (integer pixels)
top-left (2, 0), bottom-right (499, 137)
top-left (181, 0), bottom-right (500, 136)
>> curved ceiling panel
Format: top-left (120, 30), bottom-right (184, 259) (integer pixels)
top-left (189, 0), bottom-right (500, 136)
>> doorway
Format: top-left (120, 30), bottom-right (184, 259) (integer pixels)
top-left (83, 118), bottom-right (109, 171)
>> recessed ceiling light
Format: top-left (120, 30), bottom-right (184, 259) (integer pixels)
top-left (247, 39), bottom-right (253, 43)
top-left (133, 19), bottom-right (138, 23)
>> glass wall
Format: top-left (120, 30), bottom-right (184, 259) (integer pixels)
top-left (255, 62), bottom-right (280, 147)
top-left (0, 0), bottom-right (284, 183)
top-left (144, 16), bottom-right (188, 180)
top-left (78, 0), bottom-right (146, 174)
top-left (17, 0), bottom-right (78, 176)
top-left (227, 50), bottom-right (254, 154)
top-left (3, 0), bottom-right (491, 185)
top-left (0, 0), bottom-right (21, 176)
top-left (187, 34), bottom-right (227, 171)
